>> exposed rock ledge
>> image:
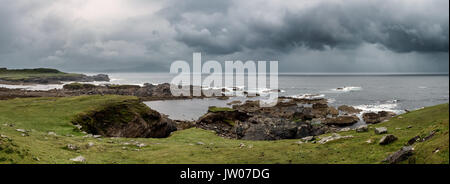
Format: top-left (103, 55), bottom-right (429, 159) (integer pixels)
top-left (71, 99), bottom-right (176, 138)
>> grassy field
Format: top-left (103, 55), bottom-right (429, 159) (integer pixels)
top-left (0, 95), bottom-right (448, 164)
top-left (0, 68), bottom-right (83, 81)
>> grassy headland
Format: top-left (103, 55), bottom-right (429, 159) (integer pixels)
top-left (0, 68), bottom-right (84, 81)
top-left (0, 95), bottom-right (448, 164)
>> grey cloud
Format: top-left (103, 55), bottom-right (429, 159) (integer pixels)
top-left (165, 0), bottom-right (448, 54)
top-left (0, 0), bottom-right (448, 73)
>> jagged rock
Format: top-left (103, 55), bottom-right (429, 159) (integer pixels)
top-left (356, 125), bottom-right (368, 132)
top-left (379, 134), bottom-right (398, 145)
top-left (383, 146), bottom-right (414, 164)
top-left (363, 111), bottom-right (396, 124)
top-left (323, 116), bottom-right (359, 126)
top-left (374, 127), bottom-right (388, 134)
top-left (338, 105), bottom-right (362, 114)
top-left (407, 135), bottom-right (420, 145)
top-left (70, 156), bottom-right (86, 162)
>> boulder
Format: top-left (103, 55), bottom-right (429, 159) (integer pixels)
top-left (327, 107), bottom-right (339, 117)
top-left (363, 111), bottom-right (396, 124)
top-left (383, 146), bottom-right (414, 164)
top-left (323, 115), bottom-right (359, 126)
top-left (379, 134), bottom-right (398, 145)
top-left (374, 127), bottom-right (388, 134)
top-left (338, 105), bottom-right (362, 114)
top-left (355, 125), bottom-right (368, 132)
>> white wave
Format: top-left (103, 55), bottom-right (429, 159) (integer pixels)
top-left (332, 86), bottom-right (362, 92)
top-left (0, 84), bottom-right (65, 91)
top-left (291, 93), bottom-right (325, 99)
top-left (327, 98), bottom-right (336, 104)
top-left (353, 102), bottom-right (403, 114)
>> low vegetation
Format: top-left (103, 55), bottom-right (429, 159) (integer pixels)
top-left (0, 95), bottom-right (448, 164)
top-left (208, 106), bottom-right (235, 113)
top-left (0, 68), bottom-right (83, 81)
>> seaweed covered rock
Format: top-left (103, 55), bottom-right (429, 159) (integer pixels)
top-left (71, 99), bottom-right (176, 138)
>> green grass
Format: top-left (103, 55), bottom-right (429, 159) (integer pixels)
top-left (208, 106), bottom-right (235, 113)
top-left (0, 68), bottom-right (83, 81)
top-left (0, 96), bottom-right (448, 164)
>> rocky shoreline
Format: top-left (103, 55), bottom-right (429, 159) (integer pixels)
top-left (0, 82), bottom-right (397, 141)
top-left (193, 97), bottom-right (396, 140)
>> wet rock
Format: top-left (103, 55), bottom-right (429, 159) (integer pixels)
top-left (383, 146), bottom-right (414, 164)
top-left (323, 116), bottom-right (359, 126)
top-left (379, 134), bottom-right (398, 145)
top-left (362, 111), bottom-right (396, 124)
top-left (338, 105), bottom-right (362, 114)
top-left (374, 127), bottom-right (388, 134)
top-left (355, 125), bottom-right (368, 132)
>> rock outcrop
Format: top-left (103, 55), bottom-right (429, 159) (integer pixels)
top-left (363, 111), bottom-right (396, 124)
top-left (383, 146), bottom-right (414, 164)
top-left (71, 99), bottom-right (176, 138)
top-left (195, 98), bottom-right (351, 140)
top-left (338, 105), bottom-right (362, 114)
top-left (379, 134), bottom-right (398, 145)
top-left (323, 116), bottom-right (359, 126)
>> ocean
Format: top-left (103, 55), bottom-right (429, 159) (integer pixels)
top-left (2, 72), bottom-right (448, 121)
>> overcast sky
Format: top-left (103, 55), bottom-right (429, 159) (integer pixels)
top-left (0, 0), bottom-right (448, 73)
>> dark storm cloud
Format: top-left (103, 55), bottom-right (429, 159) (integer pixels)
top-left (166, 0), bottom-right (449, 54)
top-left (0, 0), bottom-right (448, 72)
